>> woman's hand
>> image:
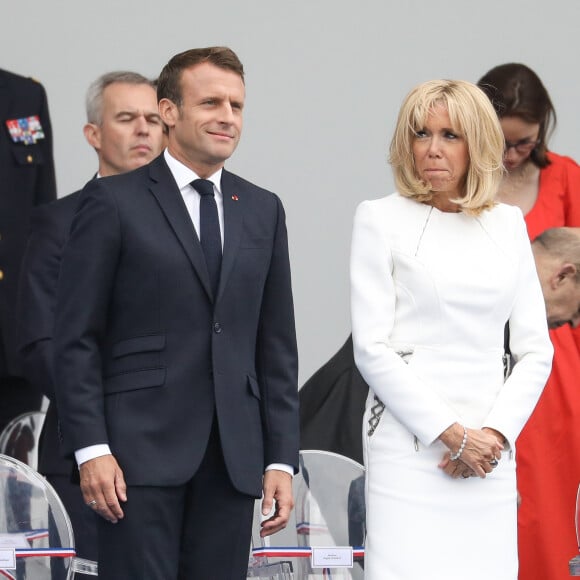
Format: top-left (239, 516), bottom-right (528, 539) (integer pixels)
top-left (439, 423), bottom-right (503, 478)
top-left (438, 454), bottom-right (474, 479)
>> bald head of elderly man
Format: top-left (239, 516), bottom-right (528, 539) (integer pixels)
top-left (532, 227), bottom-right (580, 330)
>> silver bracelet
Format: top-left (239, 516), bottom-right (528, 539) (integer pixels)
top-left (450, 426), bottom-right (467, 461)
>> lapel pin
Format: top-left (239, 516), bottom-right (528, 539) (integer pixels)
top-left (231, 194), bottom-right (239, 201)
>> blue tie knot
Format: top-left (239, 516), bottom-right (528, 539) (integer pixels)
top-left (192, 179), bottom-right (215, 197)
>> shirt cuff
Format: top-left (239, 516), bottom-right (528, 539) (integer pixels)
top-left (75, 444), bottom-right (112, 468)
top-left (265, 463), bottom-right (294, 477)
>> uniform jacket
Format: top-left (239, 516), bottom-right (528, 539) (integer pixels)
top-left (0, 69), bottom-right (56, 376)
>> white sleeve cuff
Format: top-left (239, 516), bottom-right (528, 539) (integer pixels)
top-left (265, 463), bottom-right (294, 477)
top-left (75, 444), bottom-right (112, 468)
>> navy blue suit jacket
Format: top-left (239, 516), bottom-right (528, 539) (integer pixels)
top-left (53, 155), bottom-right (299, 496)
top-left (18, 190), bottom-right (82, 475)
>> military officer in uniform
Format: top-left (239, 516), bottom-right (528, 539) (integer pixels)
top-left (0, 68), bottom-right (57, 433)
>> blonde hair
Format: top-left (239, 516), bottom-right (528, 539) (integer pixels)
top-left (389, 79), bottom-right (505, 215)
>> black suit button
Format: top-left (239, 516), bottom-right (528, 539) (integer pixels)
top-left (213, 322), bottom-right (222, 334)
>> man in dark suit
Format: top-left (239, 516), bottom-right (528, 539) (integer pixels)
top-left (17, 71), bottom-right (165, 563)
top-left (53, 47), bottom-right (299, 580)
top-left (0, 69), bottom-right (56, 432)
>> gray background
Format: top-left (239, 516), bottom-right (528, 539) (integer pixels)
top-left (3, 0), bottom-right (580, 384)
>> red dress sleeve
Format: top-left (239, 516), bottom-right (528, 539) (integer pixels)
top-left (525, 152), bottom-right (580, 239)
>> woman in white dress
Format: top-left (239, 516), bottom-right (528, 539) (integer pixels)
top-left (350, 80), bottom-right (553, 580)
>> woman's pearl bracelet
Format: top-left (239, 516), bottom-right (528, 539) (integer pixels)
top-left (450, 426), bottom-right (467, 461)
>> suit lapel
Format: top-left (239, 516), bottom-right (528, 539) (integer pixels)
top-left (218, 170), bottom-right (244, 302)
top-left (148, 156), bottom-right (214, 301)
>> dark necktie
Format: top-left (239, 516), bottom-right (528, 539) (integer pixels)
top-left (192, 179), bottom-right (222, 296)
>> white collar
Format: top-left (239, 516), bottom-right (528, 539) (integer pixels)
top-left (164, 149), bottom-right (223, 193)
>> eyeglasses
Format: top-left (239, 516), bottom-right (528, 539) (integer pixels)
top-left (504, 138), bottom-right (540, 154)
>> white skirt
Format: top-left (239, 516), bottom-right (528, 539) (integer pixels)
top-left (363, 396), bottom-right (518, 580)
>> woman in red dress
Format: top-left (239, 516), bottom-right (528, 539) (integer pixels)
top-left (478, 63), bottom-right (580, 580)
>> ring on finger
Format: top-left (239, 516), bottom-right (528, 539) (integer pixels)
top-left (489, 458), bottom-right (499, 467)
top-left (87, 499), bottom-right (97, 507)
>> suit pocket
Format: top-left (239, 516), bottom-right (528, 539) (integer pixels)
top-left (112, 334), bottom-right (166, 358)
top-left (247, 375), bottom-right (261, 400)
top-left (11, 145), bottom-right (45, 166)
top-left (104, 367), bottom-right (166, 395)
top-left (105, 334), bottom-right (166, 394)
top-left (240, 236), bottom-right (269, 249)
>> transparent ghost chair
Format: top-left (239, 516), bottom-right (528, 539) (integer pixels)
top-left (247, 552), bottom-right (293, 580)
top-left (0, 453), bottom-right (98, 579)
top-left (570, 483), bottom-right (580, 576)
top-left (249, 450), bottom-right (365, 580)
top-left (0, 411), bottom-right (46, 470)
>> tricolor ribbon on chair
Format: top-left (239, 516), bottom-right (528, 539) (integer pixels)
top-left (252, 546), bottom-right (365, 559)
top-left (1, 549), bottom-right (76, 579)
top-left (15, 547), bottom-right (75, 558)
top-left (296, 521), bottom-right (330, 535)
top-left (24, 529), bottom-right (49, 542)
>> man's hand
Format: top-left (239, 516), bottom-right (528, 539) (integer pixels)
top-left (79, 454), bottom-right (127, 523)
top-left (260, 470), bottom-right (293, 537)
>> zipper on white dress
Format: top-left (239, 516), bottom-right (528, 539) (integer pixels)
top-left (415, 206), bottom-right (433, 256)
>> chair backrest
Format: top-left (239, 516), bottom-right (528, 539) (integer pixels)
top-left (576, 483), bottom-right (580, 554)
top-left (0, 411), bottom-right (46, 470)
top-left (251, 450), bottom-right (365, 579)
top-left (0, 453), bottom-right (98, 578)
top-left (0, 452), bottom-right (75, 578)
top-left (571, 483), bottom-right (580, 575)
